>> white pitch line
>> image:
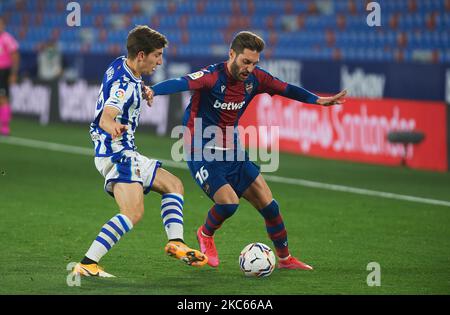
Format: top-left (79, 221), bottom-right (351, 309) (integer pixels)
top-left (1, 136), bottom-right (450, 208)
top-left (264, 175), bottom-right (450, 208)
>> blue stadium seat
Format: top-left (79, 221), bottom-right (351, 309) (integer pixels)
top-left (2, 0), bottom-right (446, 63)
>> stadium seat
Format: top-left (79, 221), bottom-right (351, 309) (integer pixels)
top-left (0, 0), bottom-right (446, 63)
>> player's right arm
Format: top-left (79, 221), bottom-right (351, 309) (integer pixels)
top-left (98, 79), bottom-right (133, 139)
top-left (99, 106), bottom-right (128, 139)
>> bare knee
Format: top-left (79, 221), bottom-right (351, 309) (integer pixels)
top-left (152, 168), bottom-right (184, 195)
top-left (213, 185), bottom-right (240, 205)
top-left (167, 176), bottom-right (184, 195)
top-left (112, 182), bottom-right (145, 225)
top-left (121, 204), bottom-right (144, 225)
top-left (218, 194), bottom-right (239, 205)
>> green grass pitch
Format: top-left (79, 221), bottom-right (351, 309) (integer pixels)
top-left (0, 118), bottom-right (449, 295)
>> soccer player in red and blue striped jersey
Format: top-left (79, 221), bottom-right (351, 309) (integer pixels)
top-left (151, 31), bottom-right (346, 270)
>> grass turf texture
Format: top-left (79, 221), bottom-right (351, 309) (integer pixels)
top-left (0, 118), bottom-right (449, 294)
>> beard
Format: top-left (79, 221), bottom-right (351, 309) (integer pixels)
top-left (230, 60), bottom-right (249, 81)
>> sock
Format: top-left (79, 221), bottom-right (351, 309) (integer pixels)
top-left (202, 204), bottom-right (239, 236)
top-left (161, 193), bottom-right (184, 241)
top-left (169, 238), bottom-right (184, 243)
top-left (258, 200), bottom-right (289, 258)
top-left (84, 213), bottom-right (133, 263)
top-left (80, 257), bottom-right (97, 265)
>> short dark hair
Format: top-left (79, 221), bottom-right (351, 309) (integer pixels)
top-left (230, 31), bottom-right (265, 55)
top-left (127, 25), bottom-right (168, 59)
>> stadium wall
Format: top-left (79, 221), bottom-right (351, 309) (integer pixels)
top-left (20, 53), bottom-right (448, 102)
top-left (239, 95), bottom-right (448, 172)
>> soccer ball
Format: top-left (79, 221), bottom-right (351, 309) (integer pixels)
top-left (239, 242), bottom-right (276, 277)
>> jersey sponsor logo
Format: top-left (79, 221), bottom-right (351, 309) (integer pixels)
top-left (188, 71), bottom-right (204, 80)
top-left (213, 99), bottom-right (245, 111)
top-left (221, 85), bottom-right (226, 93)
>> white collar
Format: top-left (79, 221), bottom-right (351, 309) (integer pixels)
top-left (123, 58), bottom-right (142, 82)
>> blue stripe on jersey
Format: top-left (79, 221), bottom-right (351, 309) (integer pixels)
top-left (131, 84), bottom-right (140, 131)
top-left (199, 71), bottom-right (226, 148)
top-left (95, 139), bottom-right (101, 156)
top-left (114, 155), bottom-right (132, 181)
top-left (144, 161), bottom-right (162, 194)
top-left (119, 95), bottom-right (133, 148)
top-left (101, 129), bottom-right (113, 155)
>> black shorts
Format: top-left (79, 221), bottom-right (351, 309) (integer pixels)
top-left (0, 68), bottom-right (11, 98)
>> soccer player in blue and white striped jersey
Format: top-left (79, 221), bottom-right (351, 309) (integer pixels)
top-left (73, 26), bottom-right (207, 278)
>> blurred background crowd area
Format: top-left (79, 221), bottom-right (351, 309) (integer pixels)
top-left (0, 1), bottom-right (448, 171)
top-left (0, 0), bottom-right (449, 64)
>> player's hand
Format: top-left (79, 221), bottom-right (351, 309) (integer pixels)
top-left (110, 123), bottom-right (128, 139)
top-left (142, 85), bottom-right (154, 107)
top-left (316, 90), bottom-right (347, 106)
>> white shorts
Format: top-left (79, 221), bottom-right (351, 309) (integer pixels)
top-left (94, 150), bottom-right (161, 197)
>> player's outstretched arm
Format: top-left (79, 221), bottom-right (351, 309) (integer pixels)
top-left (281, 83), bottom-right (346, 106)
top-left (316, 89), bottom-right (347, 106)
top-left (150, 77), bottom-right (190, 96)
top-left (99, 106), bottom-right (128, 139)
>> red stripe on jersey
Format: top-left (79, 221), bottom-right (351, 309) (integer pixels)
top-left (186, 91), bottom-right (201, 149)
top-left (253, 67), bottom-right (288, 95)
top-left (187, 70), bottom-right (218, 90)
top-left (218, 73), bottom-right (246, 148)
top-left (185, 71), bottom-right (219, 150)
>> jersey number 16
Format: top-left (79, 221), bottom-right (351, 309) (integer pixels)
top-left (195, 166), bottom-right (209, 185)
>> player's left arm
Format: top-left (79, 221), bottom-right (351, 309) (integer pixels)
top-left (257, 68), bottom-right (346, 106)
top-left (283, 84), bottom-right (347, 106)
